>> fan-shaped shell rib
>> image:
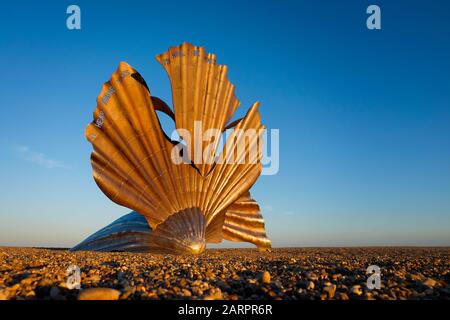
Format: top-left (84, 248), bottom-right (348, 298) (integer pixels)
top-left (156, 42), bottom-right (241, 177)
top-left (70, 209), bottom-right (206, 254)
top-left (71, 191), bottom-right (270, 253)
top-left (222, 192), bottom-right (272, 251)
top-left (147, 207), bottom-right (206, 254)
top-left (82, 43), bottom-right (272, 254)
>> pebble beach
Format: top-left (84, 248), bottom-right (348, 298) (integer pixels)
top-left (0, 247), bottom-right (448, 300)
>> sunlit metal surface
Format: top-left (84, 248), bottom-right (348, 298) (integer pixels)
top-left (73, 43), bottom-right (271, 254)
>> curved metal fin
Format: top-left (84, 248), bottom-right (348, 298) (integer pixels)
top-left (222, 192), bottom-right (272, 251)
top-left (70, 211), bottom-right (152, 252)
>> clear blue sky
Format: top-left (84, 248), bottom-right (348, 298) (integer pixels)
top-left (0, 0), bottom-right (449, 247)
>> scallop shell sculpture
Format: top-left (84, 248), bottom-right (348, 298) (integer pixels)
top-left (72, 43), bottom-right (271, 254)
